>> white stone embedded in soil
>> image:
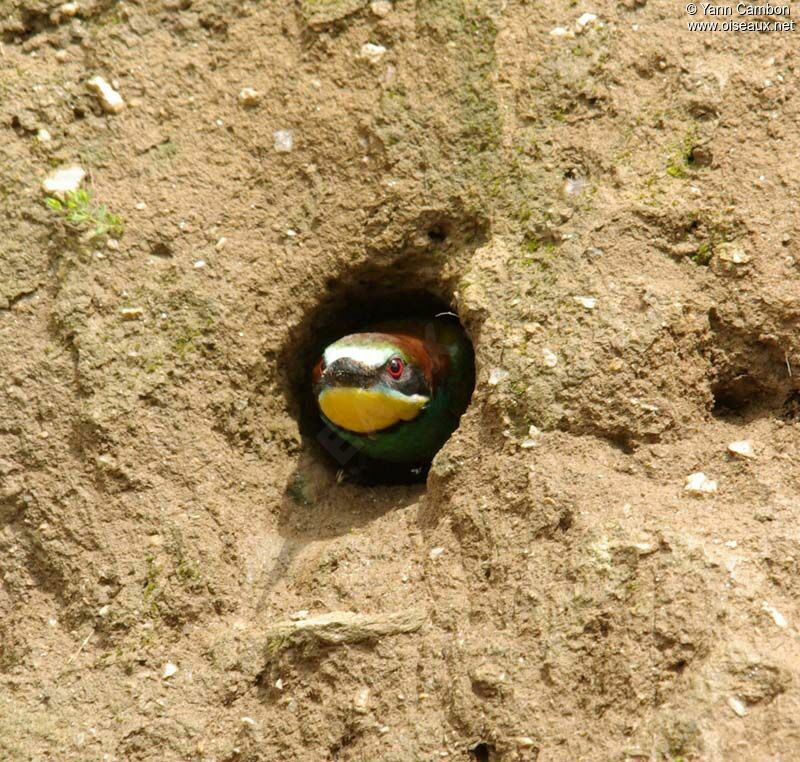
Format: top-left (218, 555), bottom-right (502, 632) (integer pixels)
top-left (238, 87), bottom-right (261, 106)
top-left (37, 128), bottom-right (52, 143)
top-left (353, 687), bottom-right (370, 713)
top-left (488, 367), bottom-right (509, 386)
top-left (762, 601), bottom-right (788, 628)
top-left (727, 696), bottom-right (747, 717)
top-left (273, 129), bottom-right (294, 153)
top-left (289, 609), bottom-right (309, 621)
top-left (429, 547), bottom-right (444, 560)
top-left (549, 26), bottom-right (574, 38)
top-left (542, 348), bottom-right (558, 368)
top-left (193, 259), bottom-right (206, 269)
top-left (521, 424), bottom-right (541, 449)
top-left (87, 76), bottom-right (126, 114)
top-left (162, 662), bottom-right (178, 679)
top-left (684, 471), bottom-right (717, 496)
top-left (359, 43), bottom-right (387, 64)
top-left (715, 242), bottom-right (751, 265)
top-left (728, 440), bottom-right (756, 460)
top-left (573, 295), bottom-right (597, 310)
top-left (274, 678), bottom-right (284, 690)
top-left (120, 307), bottom-right (144, 321)
top-left (42, 164), bottom-right (85, 197)
top-left (575, 12), bottom-right (599, 30)
top-left (59, 2), bottom-right (80, 16)
top-left (370, 0), bottom-right (392, 17)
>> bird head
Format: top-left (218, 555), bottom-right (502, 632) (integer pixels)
top-left (312, 331), bottom-right (437, 434)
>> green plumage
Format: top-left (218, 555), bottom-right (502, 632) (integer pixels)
top-left (316, 317), bottom-right (474, 464)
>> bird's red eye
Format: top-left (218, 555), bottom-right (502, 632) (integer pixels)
top-left (387, 357), bottom-right (404, 379)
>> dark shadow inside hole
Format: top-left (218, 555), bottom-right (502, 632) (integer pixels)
top-left (427, 224), bottom-right (449, 243)
top-left (470, 742), bottom-right (492, 762)
top-left (282, 282), bottom-right (474, 485)
top-left (783, 390), bottom-right (800, 420)
top-left (711, 372), bottom-right (763, 418)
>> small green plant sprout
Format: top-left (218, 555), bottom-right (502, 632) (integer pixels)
top-left (45, 189), bottom-right (124, 239)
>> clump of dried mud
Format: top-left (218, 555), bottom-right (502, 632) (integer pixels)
top-left (2, 1), bottom-right (800, 760)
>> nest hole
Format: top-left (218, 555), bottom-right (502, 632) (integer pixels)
top-left (280, 258), bottom-right (476, 485)
top-left (469, 742), bottom-right (494, 762)
top-left (711, 371), bottom-right (797, 420)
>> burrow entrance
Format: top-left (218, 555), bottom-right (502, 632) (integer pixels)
top-left (708, 308), bottom-right (799, 420)
top-left (280, 215), bottom-right (485, 484)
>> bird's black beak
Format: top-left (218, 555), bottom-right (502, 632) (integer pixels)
top-left (313, 357), bottom-right (372, 397)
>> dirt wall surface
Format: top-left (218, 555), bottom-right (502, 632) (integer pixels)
top-left (2, 0), bottom-right (800, 760)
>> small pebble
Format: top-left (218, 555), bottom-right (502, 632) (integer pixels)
top-left (274, 678), bottom-right (284, 690)
top-left (215, 236), bottom-right (227, 251)
top-left (87, 75), bottom-right (125, 114)
top-left (429, 547), bottom-right (445, 560)
top-left (684, 471), bottom-right (717, 496)
top-left (193, 259), bottom-right (206, 269)
top-left (573, 296), bottom-right (597, 310)
top-left (728, 696), bottom-right (747, 717)
top-left (549, 26), bottom-right (574, 38)
top-left (728, 440), bottom-right (756, 460)
top-left (36, 128), bottom-right (52, 143)
top-left (576, 12), bottom-right (598, 30)
top-left (42, 164), bottom-right (85, 197)
top-left (120, 307), bottom-right (144, 321)
top-left (238, 87), bottom-right (261, 107)
top-left (715, 242), bottom-right (750, 265)
top-left (274, 129), bottom-right (294, 153)
top-left (59, 2), bottom-right (79, 16)
top-left (359, 43), bottom-right (387, 64)
top-left (370, 0), bottom-right (392, 16)
top-left (289, 610), bottom-right (309, 620)
top-left (135, 201), bottom-right (147, 210)
top-left (762, 601), bottom-right (787, 628)
top-left (162, 662), bottom-right (178, 679)
top-left (353, 687), bottom-right (370, 713)
top-left (542, 348), bottom-right (558, 368)
top-left (488, 367), bottom-right (509, 386)
top-left (241, 717), bottom-right (256, 727)
top-left (521, 424), bottom-right (541, 449)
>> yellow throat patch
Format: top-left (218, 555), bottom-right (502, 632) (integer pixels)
top-left (318, 387), bottom-right (429, 434)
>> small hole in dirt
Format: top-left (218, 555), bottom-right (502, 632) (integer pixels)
top-left (427, 224), bottom-right (449, 243)
top-left (783, 390), bottom-right (800, 420)
top-left (150, 241), bottom-right (173, 258)
top-left (670, 659), bottom-right (688, 674)
top-left (280, 245), bottom-right (480, 485)
top-left (470, 742), bottom-right (493, 762)
top-left (711, 372), bottom-right (762, 417)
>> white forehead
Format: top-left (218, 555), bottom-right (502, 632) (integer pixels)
top-left (323, 342), bottom-right (393, 369)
